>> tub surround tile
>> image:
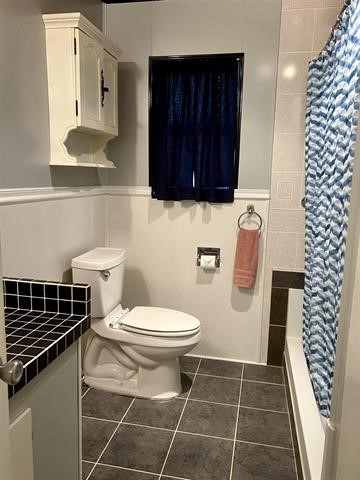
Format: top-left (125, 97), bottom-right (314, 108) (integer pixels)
top-left (179, 400), bottom-right (238, 439)
top-left (270, 288), bottom-right (289, 327)
top-left (279, 9), bottom-right (314, 52)
top-left (232, 442), bottom-right (297, 480)
top-left (163, 432), bottom-right (233, 480)
top-left (266, 271), bottom-right (305, 367)
top-left (272, 271), bottom-right (304, 289)
top-left (277, 52), bottom-right (311, 95)
top-left (100, 424), bottom-right (173, 473)
top-left (267, 325), bottom-right (287, 366)
top-left (237, 407), bottom-right (293, 448)
top-left (198, 358), bottom-right (243, 379)
top-left (313, 8), bottom-right (339, 52)
top-left (4, 277), bottom-right (91, 398)
top-left (124, 397), bottom-right (185, 430)
top-left (189, 374), bottom-right (241, 405)
top-left (241, 382), bottom-right (288, 412)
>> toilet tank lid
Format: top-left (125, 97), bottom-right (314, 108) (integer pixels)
top-left (71, 248), bottom-right (126, 270)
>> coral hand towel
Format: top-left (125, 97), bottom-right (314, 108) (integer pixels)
top-left (233, 228), bottom-right (259, 288)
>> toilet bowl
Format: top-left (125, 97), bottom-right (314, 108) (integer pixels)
top-left (72, 248), bottom-right (201, 399)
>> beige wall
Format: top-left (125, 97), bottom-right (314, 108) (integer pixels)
top-left (105, 0), bottom-right (281, 189)
top-left (262, 0), bottom-right (343, 360)
top-left (0, 0), bottom-right (104, 189)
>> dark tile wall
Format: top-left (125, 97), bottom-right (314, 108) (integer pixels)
top-left (267, 271), bottom-right (304, 367)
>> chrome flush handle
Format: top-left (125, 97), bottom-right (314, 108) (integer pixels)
top-left (0, 356), bottom-right (23, 385)
top-left (101, 270), bottom-right (111, 280)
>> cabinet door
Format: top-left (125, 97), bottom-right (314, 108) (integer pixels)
top-left (75, 29), bottom-right (103, 131)
top-left (102, 50), bottom-right (118, 136)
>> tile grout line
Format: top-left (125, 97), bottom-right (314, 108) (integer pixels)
top-left (80, 417), bottom-right (293, 448)
top-left (158, 359), bottom-right (202, 479)
top-left (236, 439), bottom-right (293, 451)
top-left (228, 363), bottom-right (244, 480)
top-left (85, 397), bottom-right (136, 480)
top-left (183, 369), bottom-right (285, 386)
top-left (95, 461), bottom-right (160, 477)
top-left (81, 387), bottom-right (90, 399)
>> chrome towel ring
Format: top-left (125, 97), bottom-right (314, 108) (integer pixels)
top-left (237, 204), bottom-right (263, 230)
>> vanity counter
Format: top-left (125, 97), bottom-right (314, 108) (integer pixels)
top-left (3, 277), bottom-right (91, 480)
top-left (3, 277), bottom-right (91, 397)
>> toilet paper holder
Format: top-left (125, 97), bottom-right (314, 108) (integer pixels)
top-left (196, 247), bottom-right (220, 268)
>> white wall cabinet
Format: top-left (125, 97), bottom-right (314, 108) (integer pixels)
top-left (43, 13), bottom-right (122, 168)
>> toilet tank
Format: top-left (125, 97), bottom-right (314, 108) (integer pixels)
top-left (71, 248), bottom-right (126, 318)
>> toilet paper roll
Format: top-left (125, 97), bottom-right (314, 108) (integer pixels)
top-left (200, 254), bottom-right (217, 271)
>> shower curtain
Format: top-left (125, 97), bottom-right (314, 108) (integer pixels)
top-left (303, 0), bottom-right (360, 418)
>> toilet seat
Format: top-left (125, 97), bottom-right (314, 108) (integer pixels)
top-left (105, 305), bottom-right (200, 338)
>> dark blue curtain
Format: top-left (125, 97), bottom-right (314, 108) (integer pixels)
top-left (149, 55), bottom-right (242, 203)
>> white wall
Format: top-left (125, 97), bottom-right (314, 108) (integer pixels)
top-left (104, 0), bottom-right (281, 189)
top-left (0, 0), bottom-right (104, 189)
top-left (107, 189), bottom-right (269, 363)
top-left (0, 191), bottom-right (105, 282)
top-left (102, 0), bottom-right (281, 362)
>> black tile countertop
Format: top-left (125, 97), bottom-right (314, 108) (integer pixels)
top-left (3, 277), bottom-right (91, 398)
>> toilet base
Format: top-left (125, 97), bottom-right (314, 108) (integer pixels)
top-left (84, 360), bottom-right (182, 399)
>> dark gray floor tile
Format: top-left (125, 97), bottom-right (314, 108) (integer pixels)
top-left (82, 461), bottom-right (94, 479)
top-left (198, 358), bottom-right (243, 379)
top-left (179, 400), bottom-right (237, 439)
top-left (241, 381), bottom-right (287, 412)
top-left (243, 364), bottom-right (284, 384)
top-left (190, 375), bottom-right (240, 405)
top-left (100, 424), bottom-right (173, 473)
top-left (82, 417), bottom-right (117, 462)
top-left (232, 442), bottom-right (297, 480)
top-left (124, 397), bottom-right (185, 430)
top-left (237, 408), bottom-right (292, 448)
top-left (180, 356), bottom-right (200, 373)
top-left (178, 373), bottom-right (193, 398)
top-left (82, 389), bottom-right (133, 421)
top-left (82, 384), bottom-right (90, 397)
top-left (90, 464), bottom-right (158, 479)
top-left (163, 432), bottom-right (233, 480)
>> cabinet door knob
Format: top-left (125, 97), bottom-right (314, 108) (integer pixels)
top-left (0, 355), bottom-right (24, 386)
top-left (101, 69), bottom-right (109, 107)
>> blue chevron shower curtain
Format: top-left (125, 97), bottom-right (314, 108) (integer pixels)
top-left (303, 0), bottom-right (360, 418)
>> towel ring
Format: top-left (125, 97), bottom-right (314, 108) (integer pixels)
top-left (237, 204), bottom-right (263, 230)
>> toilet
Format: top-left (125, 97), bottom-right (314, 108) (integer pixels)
top-left (72, 247), bottom-right (201, 399)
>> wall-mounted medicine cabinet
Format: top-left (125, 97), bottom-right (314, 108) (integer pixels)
top-left (43, 13), bottom-right (122, 168)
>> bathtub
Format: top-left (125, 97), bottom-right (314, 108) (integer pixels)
top-left (284, 289), bottom-right (327, 480)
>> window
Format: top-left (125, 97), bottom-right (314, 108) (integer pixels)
top-left (149, 53), bottom-right (243, 203)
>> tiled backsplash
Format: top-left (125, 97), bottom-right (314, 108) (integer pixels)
top-left (3, 278), bottom-right (91, 316)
